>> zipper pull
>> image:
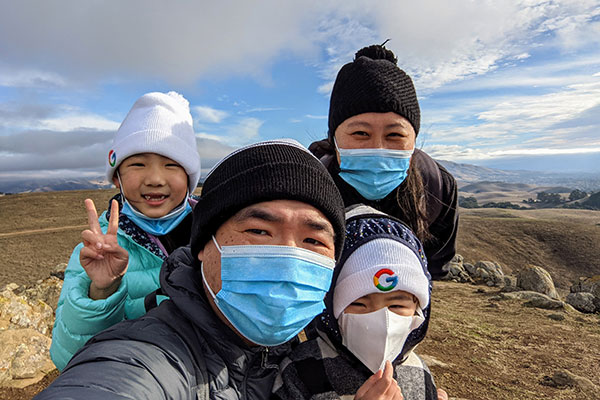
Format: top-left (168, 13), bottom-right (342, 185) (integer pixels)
top-left (261, 347), bottom-right (269, 368)
top-left (261, 347), bottom-right (278, 369)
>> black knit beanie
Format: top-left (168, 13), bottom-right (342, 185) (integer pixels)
top-left (328, 44), bottom-right (420, 140)
top-left (190, 140), bottom-right (346, 260)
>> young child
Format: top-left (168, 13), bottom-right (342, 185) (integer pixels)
top-left (273, 205), bottom-right (438, 400)
top-left (50, 91), bottom-right (201, 371)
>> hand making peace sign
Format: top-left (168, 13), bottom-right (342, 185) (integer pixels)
top-left (80, 199), bottom-right (129, 300)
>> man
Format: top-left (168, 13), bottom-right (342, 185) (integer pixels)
top-left (36, 139), bottom-right (346, 400)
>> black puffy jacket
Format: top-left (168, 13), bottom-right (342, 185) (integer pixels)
top-left (36, 247), bottom-right (292, 400)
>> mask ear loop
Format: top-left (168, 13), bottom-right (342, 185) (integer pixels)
top-left (200, 235), bottom-right (223, 302)
top-left (201, 236), bottom-right (224, 300)
top-left (200, 262), bottom-right (218, 300)
top-left (211, 235), bottom-right (223, 253)
top-left (116, 170), bottom-right (136, 213)
top-left (116, 170), bottom-right (127, 201)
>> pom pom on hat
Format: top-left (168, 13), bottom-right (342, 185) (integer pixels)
top-left (106, 91), bottom-right (200, 192)
top-left (328, 44), bottom-right (420, 139)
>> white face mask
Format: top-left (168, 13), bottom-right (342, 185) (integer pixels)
top-left (338, 307), bottom-right (425, 373)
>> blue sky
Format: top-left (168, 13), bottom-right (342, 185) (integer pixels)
top-left (1, 0), bottom-right (599, 183)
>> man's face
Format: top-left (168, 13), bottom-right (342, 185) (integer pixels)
top-left (198, 199), bottom-right (336, 340)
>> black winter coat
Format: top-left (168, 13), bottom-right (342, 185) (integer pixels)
top-left (35, 247), bottom-right (292, 400)
top-left (309, 140), bottom-right (458, 279)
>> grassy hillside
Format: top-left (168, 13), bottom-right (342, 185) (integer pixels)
top-left (2, 190), bottom-right (600, 399)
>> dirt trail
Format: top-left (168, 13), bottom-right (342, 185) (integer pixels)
top-left (0, 225), bottom-right (86, 238)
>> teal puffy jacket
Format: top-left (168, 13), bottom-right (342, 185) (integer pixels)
top-left (50, 210), bottom-right (165, 371)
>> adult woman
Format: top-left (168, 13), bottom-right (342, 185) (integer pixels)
top-left (309, 44), bottom-right (458, 280)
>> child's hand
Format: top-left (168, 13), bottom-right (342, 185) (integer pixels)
top-left (355, 361), bottom-right (404, 400)
top-left (437, 388), bottom-right (448, 400)
top-left (80, 199), bottom-right (129, 300)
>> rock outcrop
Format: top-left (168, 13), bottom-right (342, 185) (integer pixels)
top-left (0, 269), bottom-right (64, 388)
top-left (566, 275), bottom-right (600, 313)
top-left (442, 256), bottom-right (599, 314)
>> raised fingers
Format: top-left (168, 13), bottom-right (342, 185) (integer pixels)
top-left (81, 229), bottom-right (103, 250)
top-left (107, 199), bottom-right (120, 235)
top-left (80, 244), bottom-right (104, 262)
top-left (84, 199), bottom-right (101, 234)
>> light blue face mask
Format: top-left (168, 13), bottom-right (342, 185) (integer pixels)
top-left (336, 141), bottom-right (414, 201)
top-left (117, 172), bottom-right (192, 236)
top-left (201, 236), bottom-right (336, 346)
top-left (120, 197), bottom-right (192, 236)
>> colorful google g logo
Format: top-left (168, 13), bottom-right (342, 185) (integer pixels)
top-left (108, 150), bottom-right (117, 167)
top-left (373, 268), bottom-right (398, 292)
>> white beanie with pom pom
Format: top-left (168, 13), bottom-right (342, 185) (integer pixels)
top-left (106, 91), bottom-right (201, 192)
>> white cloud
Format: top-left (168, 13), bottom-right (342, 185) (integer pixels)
top-left (196, 117), bottom-right (264, 147)
top-left (422, 73), bottom-right (600, 153)
top-left (39, 114), bottom-right (120, 132)
top-left (1, 1), bottom-right (597, 93)
top-left (305, 114), bottom-right (327, 120)
top-left (243, 107), bottom-right (287, 113)
top-left (0, 65), bottom-right (66, 88)
top-left (0, 100), bottom-right (120, 132)
top-left (194, 106), bottom-right (229, 123)
top-left (423, 143), bottom-right (600, 162)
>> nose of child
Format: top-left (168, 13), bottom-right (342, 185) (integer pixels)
top-left (144, 168), bottom-right (167, 187)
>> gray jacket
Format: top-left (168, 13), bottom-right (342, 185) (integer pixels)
top-left (36, 246), bottom-right (292, 400)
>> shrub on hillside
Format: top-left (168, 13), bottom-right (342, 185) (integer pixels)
top-left (482, 201), bottom-right (525, 209)
top-left (569, 189), bottom-right (587, 201)
top-left (459, 196), bottom-right (479, 208)
top-left (537, 192), bottom-right (563, 204)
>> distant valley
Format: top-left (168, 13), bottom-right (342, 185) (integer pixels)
top-left (2, 159), bottom-right (600, 194)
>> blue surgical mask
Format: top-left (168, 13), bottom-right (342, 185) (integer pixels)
top-left (117, 172), bottom-right (192, 236)
top-left (201, 236), bottom-right (335, 346)
top-left (336, 141), bottom-right (414, 201)
top-left (120, 197), bottom-right (192, 236)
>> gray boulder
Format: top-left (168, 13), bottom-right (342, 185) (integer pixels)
top-left (500, 291), bottom-right (565, 310)
top-left (516, 265), bottom-right (559, 300)
top-left (501, 275), bottom-right (518, 292)
top-left (441, 261), bottom-right (474, 283)
top-left (566, 292), bottom-right (597, 313)
top-left (570, 275), bottom-right (600, 297)
top-left (473, 261), bottom-right (504, 287)
top-left (463, 262), bottom-right (476, 276)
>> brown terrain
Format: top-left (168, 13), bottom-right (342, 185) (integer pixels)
top-left (1, 190), bottom-right (599, 399)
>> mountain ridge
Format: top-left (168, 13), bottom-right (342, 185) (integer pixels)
top-left (2, 160), bottom-right (600, 193)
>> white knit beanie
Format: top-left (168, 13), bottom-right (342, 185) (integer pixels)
top-left (333, 238), bottom-right (430, 319)
top-left (106, 91), bottom-right (201, 192)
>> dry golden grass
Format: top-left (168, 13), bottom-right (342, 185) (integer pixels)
top-left (1, 190), bottom-right (599, 399)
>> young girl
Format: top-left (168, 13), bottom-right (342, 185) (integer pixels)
top-left (50, 91), bottom-right (201, 370)
top-left (309, 43), bottom-right (458, 280)
top-left (273, 205), bottom-right (438, 400)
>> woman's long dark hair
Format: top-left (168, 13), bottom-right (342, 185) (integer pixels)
top-left (396, 160), bottom-right (431, 243)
